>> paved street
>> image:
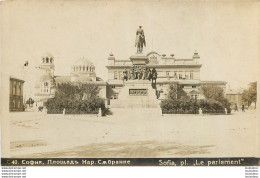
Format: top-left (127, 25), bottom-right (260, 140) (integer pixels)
top-left (8, 109), bottom-right (258, 158)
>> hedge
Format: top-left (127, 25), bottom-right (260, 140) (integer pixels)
top-left (161, 98), bottom-right (231, 114)
top-left (45, 97), bottom-right (105, 115)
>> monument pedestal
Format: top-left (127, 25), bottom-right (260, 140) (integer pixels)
top-left (130, 53), bottom-right (148, 65)
top-left (110, 80), bottom-right (159, 108)
top-left (110, 52), bottom-right (160, 108)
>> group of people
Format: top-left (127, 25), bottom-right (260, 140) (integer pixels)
top-left (123, 66), bottom-right (158, 83)
top-left (233, 103), bottom-right (245, 112)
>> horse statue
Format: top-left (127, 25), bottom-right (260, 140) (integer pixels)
top-left (135, 26), bottom-right (146, 53)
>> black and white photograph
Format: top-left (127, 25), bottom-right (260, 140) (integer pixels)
top-left (0, 0), bottom-right (259, 170)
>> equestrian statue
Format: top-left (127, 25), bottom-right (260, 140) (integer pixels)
top-left (135, 26), bottom-right (146, 53)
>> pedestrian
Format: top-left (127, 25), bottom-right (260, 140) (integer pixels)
top-left (242, 104), bottom-right (245, 112)
top-left (234, 104), bottom-right (238, 112)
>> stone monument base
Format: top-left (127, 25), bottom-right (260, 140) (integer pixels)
top-left (110, 80), bottom-right (159, 108)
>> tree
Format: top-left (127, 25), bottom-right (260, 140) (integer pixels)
top-left (46, 82), bottom-right (105, 114)
top-left (167, 83), bottom-right (190, 100)
top-left (54, 82), bottom-right (101, 101)
top-left (242, 82), bottom-right (257, 108)
top-left (26, 98), bottom-right (34, 108)
top-left (200, 84), bottom-right (225, 102)
top-left (200, 84), bottom-right (231, 113)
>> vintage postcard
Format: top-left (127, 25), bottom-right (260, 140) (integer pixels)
top-left (0, 0), bottom-right (259, 166)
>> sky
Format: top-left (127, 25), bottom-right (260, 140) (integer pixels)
top-left (1, 0), bottom-right (259, 96)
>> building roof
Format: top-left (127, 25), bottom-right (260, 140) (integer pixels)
top-left (10, 76), bottom-right (25, 82)
top-left (73, 57), bottom-right (94, 67)
top-left (146, 51), bottom-right (160, 56)
top-left (226, 89), bottom-right (243, 95)
top-left (42, 53), bottom-right (54, 59)
top-left (54, 76), bottom-right (71, 83)
top-left (54, 76), bottom-right (104, 83)
top-left (193, 51), bottom-right (200, 58)
top-left (96, 77), bottom-right (104, 81)
top-left (201, 81), bottom-right (227, 85)
top-left (39, 74), bottom-right (54, 82)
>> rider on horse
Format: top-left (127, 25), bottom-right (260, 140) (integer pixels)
top-left (135, 26), bottom-right (146, 53)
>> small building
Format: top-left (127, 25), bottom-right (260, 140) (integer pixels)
top-left (226, 89), bottom-right (243, 108)
top-left (10, 76), bottom-right (25, 111)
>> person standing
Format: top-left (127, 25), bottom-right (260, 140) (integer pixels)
top-left (242, 104), bottom-right (245, 112)
top-left (123, 68), bottom-right (128, 82)
top-left (234, 104), bottom-right (238, 112)
top-left (151, 68), bottom-right (158, 84)
top-left (148, 68), bottom-right (152, 81)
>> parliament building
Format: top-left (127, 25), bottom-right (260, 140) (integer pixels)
top-left (106, 51), bottom-right (226, 106)
top-left (34, 50), bottom-right (226, 108)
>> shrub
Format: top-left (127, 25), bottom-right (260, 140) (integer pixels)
top-left (161, 83), bottom-right (231, 114)
top-left (198, 99), bottom-right (224, 114)
top-left (160, 98), bottom-right (199, 114)
top-left (45, 83), bottom-right (106, 115)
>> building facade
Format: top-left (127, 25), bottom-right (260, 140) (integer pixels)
top-left (106, 51), bottom-right (226, 106)
top-left (226, 89), bottom-right (243, 109)
top-left (34, 53), bottom-right (107, 106)
top-left (10, 77), bottom-right (25, 111)
top-left (34, 50), bottom-right (227, 108)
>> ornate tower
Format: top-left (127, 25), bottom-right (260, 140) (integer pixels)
top-left (39, 53), bottom-right (55, 77)
top-left (34, 53), bottom-right (55, 105)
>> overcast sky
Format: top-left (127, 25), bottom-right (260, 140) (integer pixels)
top-left (1, 0), bottom-right (259, 96)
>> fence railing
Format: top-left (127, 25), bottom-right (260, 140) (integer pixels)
top-left (162, 108), bottom-right (230, 115)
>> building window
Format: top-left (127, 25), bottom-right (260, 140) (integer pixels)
top-left (114, 71), bottom-right (118, 79)
top-left (192, 86), bottom-right (196, 88)
top-left (179, 73), bottom-right (182, 79)
top-left (119, 72), bottom-right (123, 80)
top-left (114, 93), bottom-right (118, 99)
top-left (166, 71), bottom-right (170, 77)
top-left (174, 71), bottom-right (177, 79)
top-left (83, 66), bottom-right (85, 71)
top-left (18, 82), bottom-right (21, 95)
top-left (190, 71), bottom-right (194, 79)
top-left (185, 71), bottom-right (189, 79)
top-left (46, 57), bottom-right (49, 63)
top-left (180, 85), bottom-right (184, 88)
top-left (111, 86), bottom-right (116, 88)
top-left (13, 82), bottom-right (16, 95)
